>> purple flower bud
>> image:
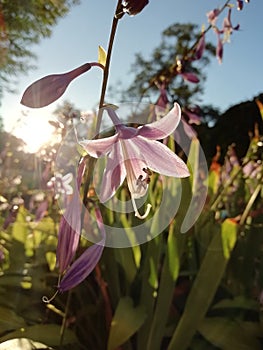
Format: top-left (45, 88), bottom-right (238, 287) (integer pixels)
top-left (35, 200), bottom-right (48, 222)
top-left (180, 72), bottom-right (200, 83)
top-left (120, 0), bottom-right (149, 16)
top-left (237, 0), bottom-right (243, 10)
top-left (56, 190), bottom-right (81, 274)
top-left (58, 207), bottom-right (105, 292)
top-left (21, 62), bottom-right (103, 108)
top-left (194, 33), bottom-right (206, 60)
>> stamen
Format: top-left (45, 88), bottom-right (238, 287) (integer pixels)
top-left (42, 290), bottom-right (59, 303)
top-left (131, 196), bottom-right (152, 220)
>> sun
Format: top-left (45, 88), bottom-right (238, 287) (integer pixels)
top-left (14, 109), bottom-right (57, 153)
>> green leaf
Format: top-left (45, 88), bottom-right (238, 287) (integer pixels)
top-left (45, 251), bottom-right (56, 271)
top-left (0, 324), bottom-right (77, 346)
top-left (212, 296), bottom-right (258, 311)
top-left (107, 297), bottom-right (146, 350)
top-left (12, 206), bottom-right (28, 244)
top-left (167, 223), bottom-right (180, 281)
top-left (167, 225), bottom-right (232, 350)
top-left (0, 306), bottom-right (26, 332)
top-left (221, 218), bottom-right (237, 259)
top-left (198, 317), bottom-right (261, 350)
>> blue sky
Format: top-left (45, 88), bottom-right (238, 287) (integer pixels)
top-left (1, 0), bottom-right (263, 149)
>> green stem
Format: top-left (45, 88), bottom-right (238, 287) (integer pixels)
top-left (60, 289), bottom-right (72, 346)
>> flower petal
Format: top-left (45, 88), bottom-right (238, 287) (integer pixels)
top-left (133, 137), bottom-right (190, 177)
top-left (58, 207), bottom-right (105, 292)
top-left (79, 133), bottom-right (118, 158)
top-left (121, 139), bottom-right (148, 198)
top-left (99, 142), bottom-right (126, 202)
top-left (138, 103), bottom-right (181, 140)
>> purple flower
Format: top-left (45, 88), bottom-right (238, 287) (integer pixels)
top-left (58, 207), bottom-right (105, 292)
top-left (34, 200), bottom-right (48, 222)
top-left (56, 189), bottom-right (82, 274)
top-left (207, 8), bottom-right (220, 25)
top-left (216, 30), bottom-right (224, 64)
top-left (176, 58), bottom-right (199, 83)
top-left (56, 159), bottom-right (86, 274)
top-left (194, 33), bottom-right (206, 60)
top-left (183, 106), bottom-right (202, 125)
top-left (80, 103), bottom-right (189, 219)
top-left (222, 9), bottom-right (240, 43)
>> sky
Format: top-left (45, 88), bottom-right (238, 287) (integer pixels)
top-left (1, 0), bottom-right (263, 152)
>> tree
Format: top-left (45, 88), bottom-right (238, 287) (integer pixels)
top-left (0, 0), bottom-right (79, 93)
top-left (121, 23), bottom-right (215, 106)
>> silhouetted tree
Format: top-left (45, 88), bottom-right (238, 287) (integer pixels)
top-left (121, 23), bottom-right (215, 106)
top-left (0, 0), bottom-right (79, 94)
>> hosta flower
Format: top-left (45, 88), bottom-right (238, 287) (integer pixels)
top-left (194, 33), bottom-right (206, 60)
top-left (216, 30), bottom-right (223, 64)
top-left (207, 8), bottom-right (220, 25)
top-left (80, 103), bottom-right (189, 219)
top-left (222, 9), bottom-right (240, 43)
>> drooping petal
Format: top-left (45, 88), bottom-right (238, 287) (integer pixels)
top-left (56, 179), bottom-right (82, 274)
top-left (79, 133), bottom-right (118, 158)
top-left (98, 142), bottom-right (126, 203)
top-left (133, 136), bottom-right (190, 178)
top-left (58, 207), bottom-right (105, 292)
top-left (138, 103), bottom-right (181, 140)
top-left (180, 72), bottom-right (200, 83)
top-left (194, 33), bottom-right (206, 60)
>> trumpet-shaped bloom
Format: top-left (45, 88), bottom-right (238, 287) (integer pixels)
top-left (80, 103), bottom-right (189, 219)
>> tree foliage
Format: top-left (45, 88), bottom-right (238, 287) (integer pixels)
top-left (0, 0), bottom-right (79, 91)
top-left (122, 23), bottom-right (216, 106)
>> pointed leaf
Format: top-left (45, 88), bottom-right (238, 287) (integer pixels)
top-left (0, 306), bottom-right (27, 332)
top-left (198, 317), bottom-right (261, 350)
top-left (221, 218), bottom-right (237, 259)
top-left (98, 45), bottom-right (107, 66)
top-left (107, 297), bottom-right (146, 350)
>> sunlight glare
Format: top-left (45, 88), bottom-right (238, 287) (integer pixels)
top-left (14, 109), bottom-right (56, 153)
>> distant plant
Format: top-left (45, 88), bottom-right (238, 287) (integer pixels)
top-left (1, 1), bottom-right (262, 350)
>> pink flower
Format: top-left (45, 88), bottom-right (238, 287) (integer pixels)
top-left (176, 58), bottom-right (199, 83)
top-left (207, 8), bottom-right (220, 25)
top-left (194, 33), bottom-right (206, 60)
top-left (56, 159), bottom-right (86, 274)
top-left (222, 9), bottom-right (240, 43)
top-left (80, 103), bottom-right (189, 219)
top-left (216, 30), bottom-right (224, 64)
